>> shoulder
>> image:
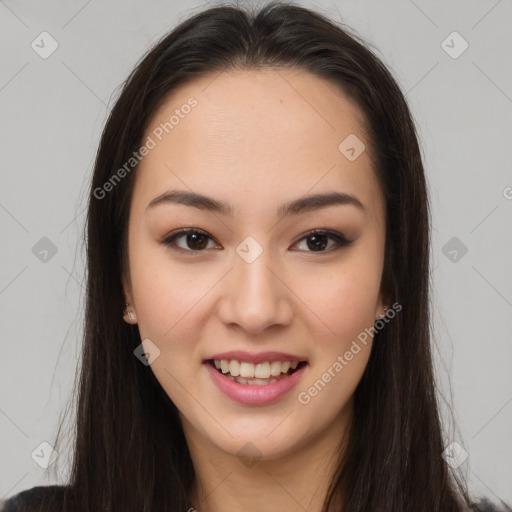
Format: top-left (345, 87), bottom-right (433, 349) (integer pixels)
top-left (1, 485), bottom-right (69, 512)
top-left (472, 498), bottom-right (512, 512)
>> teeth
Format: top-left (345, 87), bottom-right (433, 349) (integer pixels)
top-left (248, 378), bottom-right (278, 386)
top-left (212, 359), bottom-right (303, 379)
top-left (229, 360), bottom-right (240, 376)
top-left (270, 361), bottom-right (282, 376)
top-left (240, 361), bottom-right (255, 378)
top-left (255, 362), bottom-right (270, 378)
top-left (223, 375), bottom-right (279, 385)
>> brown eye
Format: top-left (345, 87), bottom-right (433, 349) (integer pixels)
top-left (161, 228), bottom-right (352, 255)
top-left (162, 229), bottom-right (217, 253)
top-left (293, 229), bottom-right (352, 253)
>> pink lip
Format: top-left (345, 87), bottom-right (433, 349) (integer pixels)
top-left (204, 361), bottom-right (308, 405)
top-left (204, 351), bottom-right (307, 364)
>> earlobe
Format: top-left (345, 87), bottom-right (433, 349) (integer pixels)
top-left (121, 275), bottom-right (137, 324)
top-left (377, 306), bottom-right (388, 320)
top-left (123, 293), bottom-right (138, 324)
top-left (123, 302), bottom-right (138, 324)
top-left (375, 290), bottom-right (390, 321)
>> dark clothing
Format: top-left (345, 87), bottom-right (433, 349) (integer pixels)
top-left (1, 486), bottom-right (68, 512)
top-left (1, 485), bottom-right (510, 511)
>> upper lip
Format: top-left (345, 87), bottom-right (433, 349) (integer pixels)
top-left (204, 351), bottom-right (308, 364)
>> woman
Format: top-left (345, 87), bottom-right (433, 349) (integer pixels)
top-left (1, 2), bottom-right (506, 511)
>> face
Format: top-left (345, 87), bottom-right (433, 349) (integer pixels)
top-left (122, 68), bottom-right (387, 462)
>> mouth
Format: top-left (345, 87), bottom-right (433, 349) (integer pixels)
top-left (207, 358), bottom-right (309, 386)
top-left (204, 357), bottom-right (309, 405)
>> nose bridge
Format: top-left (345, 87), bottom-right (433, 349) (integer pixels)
top-left (220, 236), bottom-right (292, 332)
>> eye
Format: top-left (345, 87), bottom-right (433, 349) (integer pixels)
top-left (161, 228), bottom-right (219, 254)
top-left (161, 228), bottom-right (352, 254)
top-left (292, 229), bottom-right (352, 253)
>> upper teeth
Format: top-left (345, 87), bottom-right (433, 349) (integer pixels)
top-left (214, 359), bottom-right (299, 379)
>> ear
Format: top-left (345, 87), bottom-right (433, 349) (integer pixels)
top-left (375, 288), bottom-right (390, 321)
top-left (121, 271), bottom-right (138, 324)
top-left (121, 268), bottom-right (133, 304)
top-left (119, 237), bottom-right (138, 322)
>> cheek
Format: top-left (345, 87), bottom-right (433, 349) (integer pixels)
top-left (293, 266), bottom-right (378, 418)
top-left (290, 248), bottom-right (383, 408)
top-left (128, 243), bottom-right (212, 342)
top-left (130, 256), bottom-right (209, 404)
top-left (295, 254), bottom-right (383, 341)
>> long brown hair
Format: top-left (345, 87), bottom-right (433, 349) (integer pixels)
top-left (51, 2), bottom-right (478, 510)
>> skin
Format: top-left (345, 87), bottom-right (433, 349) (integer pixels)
top-left (122, 68), bottom-right (387, 512)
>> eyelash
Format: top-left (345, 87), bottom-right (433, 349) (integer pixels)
top-left (161, 228), bottom-right (352, 255)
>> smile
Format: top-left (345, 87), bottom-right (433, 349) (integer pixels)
top-left (210, 359), bottom-right (306, 385)
top-left (205, 359), bottom-right (309, 405)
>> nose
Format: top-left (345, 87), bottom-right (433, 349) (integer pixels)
top-left (216, 248), bottom-right (294, 335)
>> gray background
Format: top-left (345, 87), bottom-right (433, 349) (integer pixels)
top-left (1, 0), bottom-right (511, 506)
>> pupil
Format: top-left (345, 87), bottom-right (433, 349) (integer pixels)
top-left (188, 233), bottom-right (208, 250)
top-left (307, 234), bottom-right (327, 251)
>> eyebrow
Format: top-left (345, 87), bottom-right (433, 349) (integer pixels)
top-left (145, 189), bottom-right (365, 217)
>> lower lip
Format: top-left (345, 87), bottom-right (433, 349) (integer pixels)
top-left (204, 361), bottom-right (307, 405)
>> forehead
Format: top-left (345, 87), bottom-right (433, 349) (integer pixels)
top-left (133, 68), bottom-right (382, 219)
